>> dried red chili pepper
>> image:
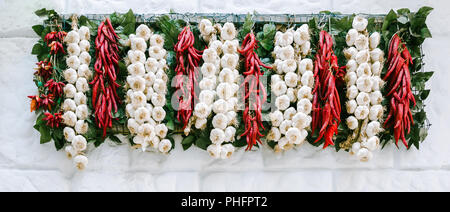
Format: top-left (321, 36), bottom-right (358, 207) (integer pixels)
top-left (90, 18), bottom-right (120, 137)
top-left (45, 26), bottom-right (66, 56)
top-left (49, 41), bottom-right (65, 55)
top-left (39, 94), bottom-right (55, 111)
top-left (238, 32), bottom-right (272, 151)
top-left (43, 112), bottom-right (63, 128)
top-left (174, 26), bottom-right (203, 129)
top-left (383, 34), bottom-right (415, 148)
top-left (34, 61), bottom-right (53, 81)
top-left (312, 30), bottom-right (345, 149)
top-left (44, 25), bottom-right (66, 45)
top-left (28, 95), bottom-right (42, 112)
top-left (45, 32), bottom-right (58, 45)
top-left (44, 79), bottom-right (65, 97)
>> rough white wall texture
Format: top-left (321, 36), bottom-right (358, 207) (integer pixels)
top-left (0, 0), bottom-right (449, 192)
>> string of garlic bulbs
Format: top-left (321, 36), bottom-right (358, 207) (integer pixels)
top-left (292, 24), bottom-right (313, 147)
top-left (62, 24), bottom-right (92, 170)
top-left (206, 22), bottom-right (239, 159)
top-left (190, 21), bottom-right (233, 134)
top-left (195, 20), bottom-right (238, 159)
top-left (125, 24), bottom-right (171, 153)
top-left (187, 19), bottom-right (218, 136)
top-left (343, 15), bottom-right (385, 162)
top-left (267, 24), bottom-right (313, 152)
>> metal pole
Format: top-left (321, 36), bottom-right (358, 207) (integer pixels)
top-left (60, 13), bottom-right (386, 24)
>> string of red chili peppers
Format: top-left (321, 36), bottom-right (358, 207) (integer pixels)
top-left (312, 30), bottom-right (346, 149)
top-left (238, 32), bottom-right (272, 151)
top-left (174, 26), bottom-right (203, 129)
top-left (29, 26), bottom-right (67, 128)
top-left (383, 34), bottom-right (415, 148)
top-left (29, 61), bottom-right (59, 112)
top-left (90, 18), bottom-right (121, 137)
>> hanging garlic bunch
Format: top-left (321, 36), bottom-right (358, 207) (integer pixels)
top-left (125, 24), bottom-right (171, 154)
top-left (208, 22), bottom-right (239, 159)
top-left (343, 15), bottom-right (384, 162)
top-left (191, 20), bottom-right (219, 136)
top-left (268, 24), bottom-right (312, 152)
top-left (62, 23), bottom-right (92, 170)
top-left (196, 20), bottom-right (238, 159)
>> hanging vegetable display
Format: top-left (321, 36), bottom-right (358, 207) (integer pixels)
top-left (174, 26), bottom-right (203, 131)
top-left (91, 18), bottom-right (121, 137)
top-left (311, 30), bottom-right (345, 149)
top-left (239, 32), bottom-right (272, 150)
top-left (28, 7), bottom-right (434, 169)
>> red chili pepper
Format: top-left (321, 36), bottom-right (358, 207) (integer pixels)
top-left (44, 79), bottom-right (65, 97)
top-left (384, 54), bottom-right (402, 81)
top-left (49, 41), bottom-right (65, 55)
top-left (39, 94), bottom-right (55, 111)
top-left (28, 95), bottom-right (42, 112)
top-left (383, 33), bottom-right (415, 148)
top-left (91, 18), bottom-right (120, 137)
top-left (44, 32), bottom-right (57, 45)
top-left (43, 112), bottom-right (63, 128)
top-left (239, 32), bottom-right (272, 151)
top-left (311, 31), bottom-right (343, 149)
top-left (174, 26), bottom-right (203, 130)
top-left (34, 61), bottom-right (53, 81)
top-left (44, 28), bottom-right (66, 45)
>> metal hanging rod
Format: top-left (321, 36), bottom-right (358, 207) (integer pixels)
top-left (60, 13), bottom-right (386, 24)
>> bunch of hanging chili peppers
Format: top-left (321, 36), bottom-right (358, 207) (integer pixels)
top-left (29, 27), bottom-right (67, 113)
top-left (312, 31), bottom-right (345, 149)
top-left (34, 61), bottom-right (53, 81)
top-left (90, 18), bottom-right (120, 137)
top-left (44, 26), bottom-right (66, 55)
top-left (28, 94), bottom-right (54, 112)
top-left (238, 32), bottom-right (271, 151)
top-left (383, 34), bottom-right (415, 148)
top-left (174, 26), bottom-right (203, 129)
top-left (44, 79), bottom-right (65, 97)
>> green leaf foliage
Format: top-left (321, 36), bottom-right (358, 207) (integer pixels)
top-left (238, 13), bottom-right (255, 40)
top-left (39, 124), bottom-right (51, 144)
top-left (109, 135), bottom-right (123, 144)
top-left (256, 23), bottom-right (276, 56)
top-left (52, 127), bottom-right (65, 150)
top-left (155, 15), bottom-right (182, 50)
top-left (32, 25), bottom-right (44, 36)
top-left (195, 136), bottom-right (211, 150)
top-left (181, 135), bottom-right (195, 150)
top-left (31, 43), bottom-right (44, 55)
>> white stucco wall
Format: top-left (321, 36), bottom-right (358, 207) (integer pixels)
top-left (0, 0), bottom-right (449, 191)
